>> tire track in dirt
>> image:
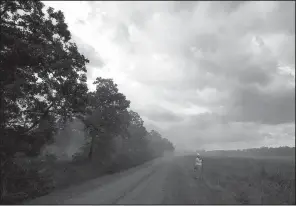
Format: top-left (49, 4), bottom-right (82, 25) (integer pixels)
top-left (111, 164), bottom-right (160, 204)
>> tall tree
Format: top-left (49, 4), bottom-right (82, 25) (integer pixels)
top-left (124, 110), bottom-right (149, 161)
top-left (1, 1), bottom-right (89, 202)
top-left (146, 130), bottom-right (175, 157)
top-left (1, 0), bottom-right (89, 157)
top-left (82, 77), bottom-right (130, 161)
top-left (127, 110), bottom-right (147, 138)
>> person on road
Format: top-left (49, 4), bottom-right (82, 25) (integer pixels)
top-left (194, 152), bottom-right (203, 179)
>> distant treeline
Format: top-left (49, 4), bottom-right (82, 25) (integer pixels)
top-left (200, 147), bottom-right (295, 158)
top-left (0, 1), bottom-right (174, 204)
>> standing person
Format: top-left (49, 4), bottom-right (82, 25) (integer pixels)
top-left (194, 152), bottom-right (203, 179)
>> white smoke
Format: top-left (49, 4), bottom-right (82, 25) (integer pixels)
top-left (42, 118), bottom-right (87, 161)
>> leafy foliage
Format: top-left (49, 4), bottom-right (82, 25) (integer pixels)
top-left (79, 77), bottom-right (131, 162)
top-left (1, 1), bottom-right (88, 203)
top-left (1, 1), bottom-right (175, 204)
top-left (1, 0), bottom-right (89, 158)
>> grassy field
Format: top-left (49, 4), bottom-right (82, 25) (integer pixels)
top-left (196, 156), bottom-right (295, 204)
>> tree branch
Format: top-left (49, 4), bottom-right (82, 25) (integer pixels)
top-left (23, 102), bottom-right (54, 134)
top-left (0, 4), bottom-right (10, 17)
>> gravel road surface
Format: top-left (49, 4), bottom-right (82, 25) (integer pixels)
top-left (27, 153), bottom-right (213, 204)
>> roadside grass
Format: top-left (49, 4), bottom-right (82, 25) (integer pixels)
top-left (200, 156), bottom-right (295, 204)
top-left (8, 155), bottom-right (157, 204)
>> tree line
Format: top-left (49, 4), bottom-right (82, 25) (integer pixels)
top-left (0, 1), bottom-right (174, 204)
top-left (200, 147), bottom-right (295, 158)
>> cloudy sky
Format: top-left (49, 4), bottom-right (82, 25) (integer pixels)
top-left (43, 1), bottom-right (295, 151)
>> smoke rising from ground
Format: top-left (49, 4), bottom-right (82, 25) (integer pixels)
top-left (42, 119), bottom-right (86, 161)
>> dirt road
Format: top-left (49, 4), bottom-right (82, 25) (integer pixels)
top-left (27, 153), bottom-right (217, 204)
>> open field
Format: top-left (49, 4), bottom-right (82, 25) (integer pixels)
top-left (191, 155), bottom-right (295, 204)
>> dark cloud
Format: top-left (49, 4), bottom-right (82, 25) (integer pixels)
top-left (138, 105), bottom-right (183, 123)
top-left (210, 1), bottom-right (248, 14)
top-left (171, 1), bottom-right (199, 13)
top-left (228, 85), bottom-right (295, 124)
top-left (265, 1), bottom-right (295, 35)
top-left (236, 65), bottom-right (274, 87)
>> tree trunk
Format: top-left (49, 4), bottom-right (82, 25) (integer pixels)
top-left (88, 135), bottom-right (94, 160)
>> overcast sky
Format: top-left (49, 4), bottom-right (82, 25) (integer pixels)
top-left (43, 1), bottom-right (295, 151)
